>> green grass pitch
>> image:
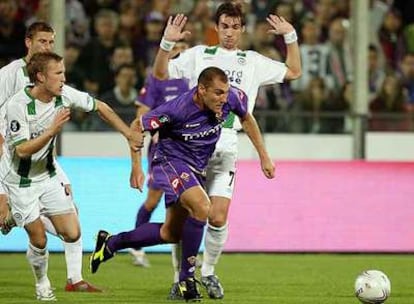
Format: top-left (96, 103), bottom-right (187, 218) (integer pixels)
top-left (0, 253), bottom-right (412, 303)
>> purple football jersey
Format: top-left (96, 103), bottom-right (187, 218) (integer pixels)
top-left (137, 74), bottom-right (190, 109)
top-left (141, 86), bottom-right (248, 172)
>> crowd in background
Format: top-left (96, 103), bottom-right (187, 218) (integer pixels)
top-left (0, 0), bottom-right (413, 133)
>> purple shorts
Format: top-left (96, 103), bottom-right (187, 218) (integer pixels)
top-left (151, 159), bottom-right (206, 208)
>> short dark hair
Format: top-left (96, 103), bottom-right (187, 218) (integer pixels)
top-left (198, 67), bottom-right (228, 88)
top-left (27, 52), bottom-right (63, 84)
top-left (25, 21), bottom-right (55, 39)
top-left (214, 2), bottom-right (246, 26)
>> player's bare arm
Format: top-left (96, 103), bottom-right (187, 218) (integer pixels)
top-left (266, 15), bottom-right (302, 80)
top-left (129, 118), bottom-right (145, 192)
top-left (153, 14), bottom-right (191, 80)
top-left (96, 100), bottom-right (144, 151)
top-left (0, 195), bottom-right (9, 227)
top-left (15, 108), bottom-right (70, 158)
top-left (240, 113), bottom-right (275, 179)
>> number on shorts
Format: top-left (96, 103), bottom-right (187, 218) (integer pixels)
top-left (228, 171), bottom-right (235, 186)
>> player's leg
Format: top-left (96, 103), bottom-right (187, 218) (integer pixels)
top-left (201, 151), bottom-right (237, 299)
top-left (130, 187), bottom-right (164, 267)
top-left (25, 218), bottom-right (56, 301)
top-left (7, 182), bottom-right (56, 301)
top-left (42, 176), bottom-right (101, 292)
top-left (175, 185), bottom-right (210, 302)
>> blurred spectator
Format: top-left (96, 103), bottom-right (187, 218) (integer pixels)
top-left (369, 74), bottom-right (411, 131)
top-left (291, 17), bottom-right (329, 93)
top-left (118, 0), bottom-right (144, 46)
top-left (77, 9), bottom-right (122, 95)
top-left (368, 44), bottom-right (386, 101)
top-left (25, 0), bottom-right (49, 26)
top-left (397, 52), bottom-right (414, 111)
top-left (190, 0), bottom-right (218, 46)
top-left (0, 0), bottom-right (26, 67)
top-left (312, 0), bottom-right (338, 42)
top-left (325, 17), bottom-right (352, 94)
top-left (272, 1), bottom-right (298, 58)
top-left (248, 20), bottom-right (274, 52)
top-left (64, 43), bottom-right (85, 90)
top-left (100, 63), bottom-right (138, 129)
top-left (254, 46), bottom-right (293, 132)
top-left (66, 0), bottom-right (90, 47)
top-left (378, 8), bottom-right (406, 71)
top-left (291, 76), bottom-right (346, 133)
top-left (82, 0), bottom-right (119, 18)
top-left (134, 12), bottom-right (164, 76)
top-left (251, 0), bottom-right (277, 22)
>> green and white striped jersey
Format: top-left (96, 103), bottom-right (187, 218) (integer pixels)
top-left (168, 45), bottom-right (287, 130)
top-left (0, 58), bottom-right (30, 136)
top-left (4, 85), bottom-right (96, 187)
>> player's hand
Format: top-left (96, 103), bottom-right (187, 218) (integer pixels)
top-left (49, 108), bottom-right (71, 135)
top-left (163, 14), bottom-right (191, 42)
top-left (128, 128), bottom-right (145, 152)
top-left (266, 15), bottom-right (295, 36)
top-left (260, 156), bottom-right (275, 179)
top-left (130, 164), bottom-right (145, 192)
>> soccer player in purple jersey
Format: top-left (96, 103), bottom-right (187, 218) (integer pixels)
top-left (129, 74), bottom-right (190, 267)
top-left (129, 42), bottom-right (190, 267)
top-left (90, 67), bottom-right (274, 301)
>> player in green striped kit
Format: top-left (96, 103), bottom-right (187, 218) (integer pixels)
top-left (153, 2), bottom-right (301, 299)
top-left (0, 22), bottom-right (104, 294)
top-left (0, 51), bottom-right (141, 300)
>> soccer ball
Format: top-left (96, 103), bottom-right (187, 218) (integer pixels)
top-left (354, 270), bottom-right (391, 304)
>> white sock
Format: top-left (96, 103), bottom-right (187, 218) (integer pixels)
top-left (171, 242), bottom-right (181, 283)
top-left (201, 223), bottom-right (228, 277)
top-left (63, 238), bottom-right (83, 284)
top-left (26, 243), bottom-right (50, 287)
top-left (40, 215), bottom-right (57, 236)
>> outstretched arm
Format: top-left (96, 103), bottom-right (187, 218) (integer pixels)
top-left (266, 15), bottom-right (302, 80)
top-left (96, 100), bottom-right (144, 152)
top-left (153, 14), bottom-right (191, 80)
top-left (240, 113), bottom-right (275, 179)
top-left (129, 117), bottom-right (145, 192)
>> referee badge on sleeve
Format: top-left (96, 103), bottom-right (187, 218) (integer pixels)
top-left (10, 120), bottom-right (20, 132)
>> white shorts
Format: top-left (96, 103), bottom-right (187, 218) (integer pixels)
top-left (205, 150), bottom-right (237, 199)
top-left (205, 129), bottom-right (239, 199)
top-left (5, 175), bottom-right (76, 227)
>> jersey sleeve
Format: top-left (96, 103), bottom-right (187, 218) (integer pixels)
top-left (229, 87), bottom-right (248, 118)
top-left (251, 51), bottom-right (287, 85)
top-left (141, 99), bottom-right (177, 131)
top-left (61, 85), bottom-right (96, 112)
top-left (136, 75), bottom-right (157, 109)
top-left (0, 65), bottom-right (17, 110)
top-left (7, 99), bottom-right (29, 146)
top-left (168, 46), bottom-right (203, 79)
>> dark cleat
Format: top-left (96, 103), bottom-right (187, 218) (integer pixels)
top-left (167, 282), bottom-right (184, 300)
top-left (201, 275), bottom-right (224, 299)
top-left (178, 277), bottom-right (202, 302)
top-left (89, 230), bottom-right (114, 274)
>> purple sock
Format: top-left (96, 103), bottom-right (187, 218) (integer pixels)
top-left (135, 205), bottom-right (152, 228)
top-left (107, 223), bottom-right (163, 252)
top-left (179, 217), bottom-right (206, 281)
top-left (133, 206), bottom-right (153, 251)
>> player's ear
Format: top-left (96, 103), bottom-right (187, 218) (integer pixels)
top-left (25, 37), bottom-right (32, 50)
top-left (241, 25), bottom-right (246, 33)
top-left (37, 71), bottom-right (45, 83)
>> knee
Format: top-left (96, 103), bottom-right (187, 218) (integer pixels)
top-left (60, 230), bottom-right (81, 243)
top-left (29, 233), bottom-right (47, 249)
top-left (208, 213), bottom-right (227, 227)
top-left (160, 226), bottom-right (180, 243)
top-left (191, 198), bottom-right (210, 221)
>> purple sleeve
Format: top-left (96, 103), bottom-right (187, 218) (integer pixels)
top-left (141, 100), bottom-right (175, 131)
top-left (229, 87), bottom-right (248, 118)
top-left (137, 75), bottom-right (157, 108)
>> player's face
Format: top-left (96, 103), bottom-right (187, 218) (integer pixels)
top-left (201, 79), bottom-right (229, 115)
top-left (26, 31), bottom-right (55, 57)
top-left (41, 59), bottom-right (66, 97)
top-left (216, 14), bottom-right (245, 50)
